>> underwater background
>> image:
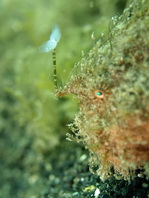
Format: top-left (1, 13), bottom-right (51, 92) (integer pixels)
top-left (0, 0), bottom-right (149, 197)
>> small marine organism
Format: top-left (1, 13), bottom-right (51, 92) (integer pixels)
top-left (40, 24), bottom-right (61, 90)
top-left (40, 24), bottom-right (61, 53)
top-left (59, 0), bottom-right (149, 180)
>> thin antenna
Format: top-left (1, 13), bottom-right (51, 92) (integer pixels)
top-left (52, 48), bottom-right (58, 90)
top-left (40, 24), bottom-right (61, 91)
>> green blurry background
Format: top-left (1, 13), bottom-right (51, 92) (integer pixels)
top-left (0, 0), bottom-right (127, 197)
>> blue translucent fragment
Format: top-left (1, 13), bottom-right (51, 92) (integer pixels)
top-left (40, 24), bottom-right (61, 52)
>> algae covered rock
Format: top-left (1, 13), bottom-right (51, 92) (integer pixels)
top-left (59, 0), bottom-right (149, 180)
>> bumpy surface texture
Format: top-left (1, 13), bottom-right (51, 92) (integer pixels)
top-left (61, 0), bottom-right (149, 179)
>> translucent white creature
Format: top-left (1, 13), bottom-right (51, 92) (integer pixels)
top-left (40, 24), bottom-right (61, 52)
top-left (40, 25), bottom-right (61, 91)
